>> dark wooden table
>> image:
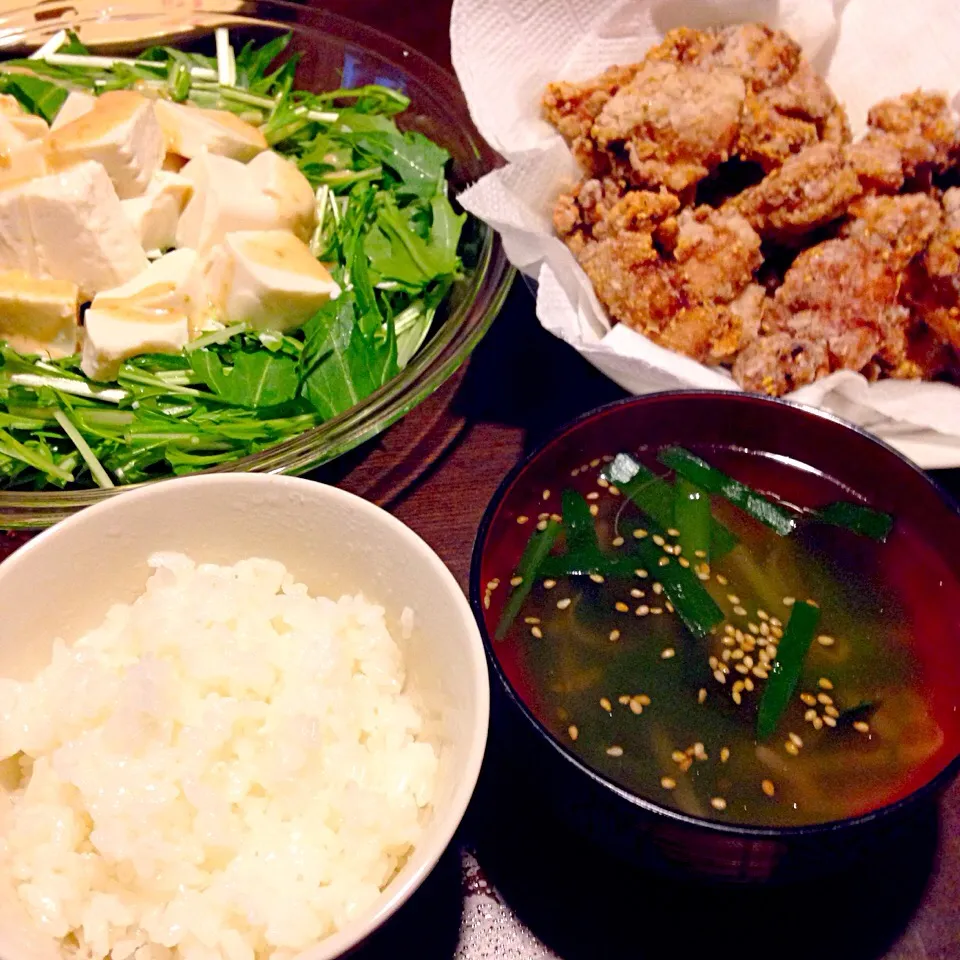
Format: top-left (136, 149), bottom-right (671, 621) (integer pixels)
top-left (5, 3), bottom-right (959, 957)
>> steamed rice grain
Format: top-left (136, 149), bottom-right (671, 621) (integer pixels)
top-left (0, 553), bottom-right (438, 960)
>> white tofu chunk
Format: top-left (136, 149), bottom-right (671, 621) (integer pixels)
top-left (81, 302), bottom-right (189, 381)
top-left (0, 97), bottom-right (48, 141)
top-left (0, 270), bottom-right (79, 358)
top-left (19, 161), bottom-right (149, 299)
top-left (0, 184), bottom-right (41, 275)
top-left (203, 230), bottom-right (339, 332)
top-left (154, 100), bottom-right (267, 162)
top-left (47, 90), bottom-right (164, 199)
top-left (50, 90), bottom-right (95, 131)
top-left (120, 171), bottom-right (193, 252)
top-left (96, 248), bottom-right (204, 331)
top-left (175, 153), bottom-right (280, 253)
top-left (0, 138), bottom-right (48, 189)
top-left (246, 150), bottom-right (316, 242)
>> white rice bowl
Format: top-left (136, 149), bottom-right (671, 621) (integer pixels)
top-left (0, 552), bottom-right (439, 960)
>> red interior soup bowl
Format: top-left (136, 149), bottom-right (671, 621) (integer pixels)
top-left (470, 391), bottom-right (960, 883)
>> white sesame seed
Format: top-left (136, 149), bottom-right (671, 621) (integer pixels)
top-left (544, 579), bottom-right (557, 589)
top-left (568, 725), bottom-right (579, 741)
top-left (612, 536), bottom-right (625, 547)
top-left (510, 576), bottom-right (523, 587)
top-left (711, 797), bottom-right (727, 811)
top-left (557, 597), bottom-right (572, 610)
top-left (606, 745), bottom-right (624, 758)
top-left (599, 697), bottom-right (612, 711)
top-left (854, 721), bottom-right (870, 734)
top-left (589, 573), bottom-right (605, 584)
top-left (635, 605), bottom-right (650, 616)
top-left (589, 504), bottom-right (599, 517)
top-left (661, 777), bottom-right (677, 790)
top-left (661, 648), bottom-right (676, 660)
top-left (817, 635), bottom-right (836, 647)
top-left (609, 629), bottom-right (621, 642)
top-left (698, 688), bottom-right (707, 704)
top-left (586, 491), bottom-right (600, 501)
top-left (517, 515), bottom-right (529, 525)
top-left (530, 627), bottom-right (543, 639)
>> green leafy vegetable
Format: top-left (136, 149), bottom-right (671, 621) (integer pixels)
top-left (495, 519), bottom-right (562, 639)
top-left (674, 478), bottom-right (711, 562)
top-left (814, 501), bottom-right (893, 542)
top-left (658, 446), bottom-right (797, 536)
top-left (756, 600), bottom-right (821, 739)
top-left (0, 73), bottom-right (66, 123)
top-left (603, 453), bottom-right (737, 558)
top-left (190, 350), bottom-right (300, 409)
top-left (538, 489), bottom-right (724, 640)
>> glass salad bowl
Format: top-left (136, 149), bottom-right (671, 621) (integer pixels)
top-left (0, 0), bottom-right (513, 528)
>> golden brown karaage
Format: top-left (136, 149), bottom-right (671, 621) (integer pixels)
top-left (544, 23), bottom-right (960, 397)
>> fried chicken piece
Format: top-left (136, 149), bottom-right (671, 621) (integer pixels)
top-left (901, 187), bottom-right (960, 351)
top-left (553, 176), bottom-right (629, 254)
top-left (733, 142), bottom-right (862, 241)
top-left (840, 192), bottom-right (942, 270)
top-left (887, 323), bottom-right (956, 379)
top-left (648, 25), bottom-right (847, 171)
top-left (543, 64), bottom-right (642, 172)
top-left (737, 62), bottom-right (850, 171)
top-left (732, 333), bottom-right (830, 395)
top-left (671, 204), bottom-right (763, 303)
top-left (577, 201), bottom-right (761, 362)
top-left (734, 194), bottom-right (944, 394)
top-left (590, 61), bottom-right (745, 193)
top-left (847, 91), bottom-right (960, 192)
top-left (647, 24), bottom-right (800, 93)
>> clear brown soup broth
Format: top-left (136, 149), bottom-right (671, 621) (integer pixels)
top-left (496, 447), bottom-right (960, 828)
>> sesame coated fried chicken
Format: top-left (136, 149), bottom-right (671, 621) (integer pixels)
top-left (847, 91), bottom-right (960, 191)
top-left (577, 199), bottom-right (762, 362)
top-left (732, 142), bottom-right (862, 241)
top-left (544, 24), bottom-right (849, 195)
top-left (590, 61), bottom-right (746, 193)
top-left (733, 194), bottom-right (943, 394)
top-left (544, 22), bottom-right (960, 397)
top-left (901, 187), bottom-right (960, 353)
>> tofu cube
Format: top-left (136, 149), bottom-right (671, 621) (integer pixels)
top-left (50, 91), bottom-right (96, 131)
top-left (9, 161), bottom-right (149, 299)
top-left (121, 171), bottom-right (194, 253)
top-left (47, 90), bottom-right (164, 199)
top-left (81, 304), bottom-right (189, 381)
top-left (175, 153), bottom-right (281, 253)
top-left (0, 270), bottom-right (79, 358)
top-left (0, 138), bottom-right (49, 190)
top-left (96, 248), bottom-right (204, 332)
top-left (202, 230), bottom-right (340, 332)
top-left (155, 100), bottom-right (267, 162)
top-left (247, 151), bottom-right (316, 242)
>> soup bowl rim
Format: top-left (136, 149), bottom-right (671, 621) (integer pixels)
top-left (469, 388), bottom-right (960, 840)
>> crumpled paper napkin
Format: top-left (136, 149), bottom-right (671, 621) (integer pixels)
top-left (450, 0), bottom-right (960, 468)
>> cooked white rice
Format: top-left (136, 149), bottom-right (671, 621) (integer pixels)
top-left (0, 552), bottom-right (438, 960)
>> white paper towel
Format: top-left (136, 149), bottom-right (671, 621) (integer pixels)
top-left (451, 0), bottom-right (960, 469)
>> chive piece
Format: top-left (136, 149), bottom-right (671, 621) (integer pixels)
top-left (605, 453), bottom-right (675, 530)
top-left (814, 501), bottom-right (893, 542)
top-left (495, 518), bottom-right (562, 640)
top-left (603, 453), bottom-right (738, 558)
top-left (674, 477), bottom-right (711, 562)
top-left (562, 487), bottom-right (599, 556)
top-left (756, 601), bottom-right (821, 739)
top-left (658, 446), bottom-right (796, 536)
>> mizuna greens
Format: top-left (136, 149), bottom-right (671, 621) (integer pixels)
top-left (0, 30), bottom-right (466, 489)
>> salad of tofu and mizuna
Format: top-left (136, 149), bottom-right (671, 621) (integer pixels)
top-left (0, 29), bottom-right (466, 488)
